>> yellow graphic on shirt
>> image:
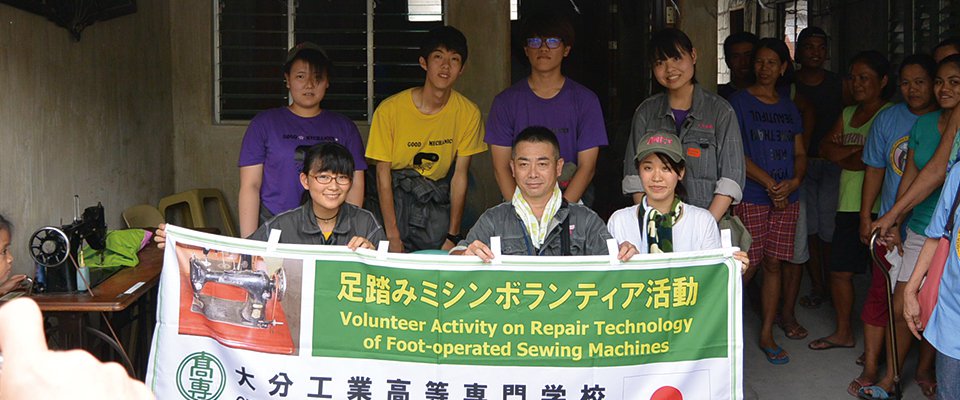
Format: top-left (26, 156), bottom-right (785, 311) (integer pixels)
top-left (890, 136), bottom-right (910, 176)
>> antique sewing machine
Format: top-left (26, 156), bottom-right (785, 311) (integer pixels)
top-left (28, 197), bottom-right (107, 293)
top-left (188, 254), bottom-right (286, 329)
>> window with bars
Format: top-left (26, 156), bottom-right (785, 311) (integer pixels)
top-left (215, 1), bottom-right (521, 123)
top-left (214, 0), bottom-right (443, 123)
top-left (886, 0), bottom-right (960, 67)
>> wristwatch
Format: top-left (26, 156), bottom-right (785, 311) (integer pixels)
top-left (446, 233), bottom-right (465, 244)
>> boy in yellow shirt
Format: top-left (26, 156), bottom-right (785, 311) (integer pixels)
top-left (365, 26), bottom-right (487, 252)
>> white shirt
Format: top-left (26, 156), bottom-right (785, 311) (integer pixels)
top-left (607, 202), bottom-right (721, 253)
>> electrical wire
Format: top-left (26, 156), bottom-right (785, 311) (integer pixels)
top-left (66, 251), bottom-right (136, 376)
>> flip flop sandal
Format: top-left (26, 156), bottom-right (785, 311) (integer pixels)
top-left (857, 385), bottom-right (894, 399)
top-left (760, 346), bottom-right (790, 365)
top-left (847, 377), bottom-right (874, 398)
top-left (915, 377), bottom-right (937, 399)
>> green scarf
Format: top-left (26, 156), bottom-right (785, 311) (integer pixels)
top-left (643, 196), bottom-right (683, 253)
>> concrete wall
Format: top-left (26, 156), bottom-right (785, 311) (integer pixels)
top-left (680, 0), bottom-right (719, 92)
top-left (0, 2), bottom-right (173, 276)
top-left (446, 0), bottom-right (512, 216)
top-left (168, 0), bottom-right (245, 226)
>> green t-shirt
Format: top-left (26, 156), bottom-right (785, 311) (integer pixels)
top-left (837, 104), bottom-right (891, 212)
top-left (907, 110), bottom-right (944, 234)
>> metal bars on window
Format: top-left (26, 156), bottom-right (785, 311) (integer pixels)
top-left (214, 0), bottom-right (444, 123)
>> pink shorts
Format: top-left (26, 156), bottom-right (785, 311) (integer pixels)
top-left (735, 201), bottom-right (799, 263)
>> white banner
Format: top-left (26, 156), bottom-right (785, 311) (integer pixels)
top-left (147, 225), bottom-right (744, 400)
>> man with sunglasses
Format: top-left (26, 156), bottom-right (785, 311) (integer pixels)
top-left (485, 13), bottom-right (607, 206)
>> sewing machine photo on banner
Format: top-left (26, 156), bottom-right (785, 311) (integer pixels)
top-left (173, 243), bottom-right (299, 355)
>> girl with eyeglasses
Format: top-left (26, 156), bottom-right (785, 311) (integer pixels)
top-left (158, 142), bottom-right (384, 249)
top-left (485, 12), bottom-right (607, 205)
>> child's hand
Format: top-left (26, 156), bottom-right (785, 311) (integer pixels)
top-left (0, 274), bottom-right (27, 295)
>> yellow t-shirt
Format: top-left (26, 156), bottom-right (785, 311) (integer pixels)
top-left (365, 88), bottom-right (488, 181)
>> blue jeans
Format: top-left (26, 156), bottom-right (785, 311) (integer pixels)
top-left (937, 350), bottom-right (960, 400)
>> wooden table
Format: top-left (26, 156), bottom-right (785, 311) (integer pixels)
top-left (30, 244), bottom-right (163, 311)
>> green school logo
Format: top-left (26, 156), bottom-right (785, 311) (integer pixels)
top-left (176, 351), bottom-right (225, 400)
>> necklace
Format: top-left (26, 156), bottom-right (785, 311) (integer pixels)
top-left (315, 209), bottom-right (340, 222)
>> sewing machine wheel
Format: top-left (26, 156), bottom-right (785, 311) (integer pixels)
top-left (29, 227), bottom-right (70, 267)
top-left (273, 268), bottom-right (286, 302)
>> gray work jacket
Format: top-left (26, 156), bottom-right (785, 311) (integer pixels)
top-left (250, 203), bottom-right (385, 246)
top-left (622, 84), bottom-right (745, 209)
top-left (456, 202), bottom-right (613, 256)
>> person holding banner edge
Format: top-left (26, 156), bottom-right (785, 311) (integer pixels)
top-left (451, 126), bottom-right (637, 261)
top-left (157, 142), bottom-right (383, 249)
top-left (607, 133), bottom-right (750, 262)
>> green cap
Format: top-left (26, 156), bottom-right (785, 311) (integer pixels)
top-left (634, 131), bottom-right (683, 163)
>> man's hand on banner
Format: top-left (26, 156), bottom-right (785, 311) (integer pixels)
top-left (460, 240), bottom-right (497, 262)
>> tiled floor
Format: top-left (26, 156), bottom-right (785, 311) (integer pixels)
top-left (742, 272), bottom-right (928, 399)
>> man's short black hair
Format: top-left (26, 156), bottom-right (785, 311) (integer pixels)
top-left (520, 12), bottom-right (575, 48)
top-left (723, 31), bottom-right (758, 58)
top-left (512, 126), bottom-right (560, 159)
top-left (797, 26), bottom-right (828, 47)
top-left (420, 26), bottom-right (469, 65)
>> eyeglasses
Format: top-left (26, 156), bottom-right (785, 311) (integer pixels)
top-left (312, 174), bottom-right (351, 185)
top-left (526, 37), bottom-right (563, 49)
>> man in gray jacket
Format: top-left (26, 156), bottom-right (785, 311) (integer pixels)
top-left (452, 127), bottom-right (638, 262)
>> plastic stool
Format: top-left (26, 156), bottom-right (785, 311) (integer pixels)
top-left (122, 204), bottom-right (165, 228)
top-left (158, 189), bottom-right (237, 237)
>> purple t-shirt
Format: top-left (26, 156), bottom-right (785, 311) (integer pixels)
top-left (238, 107), bottom-right (367, 215)
top-left (485, 78), bottom-right (608, 164)
top-left (671, 109), bottom-right (689, 133)
top-left (728, 90), bottom-right (803, 205)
